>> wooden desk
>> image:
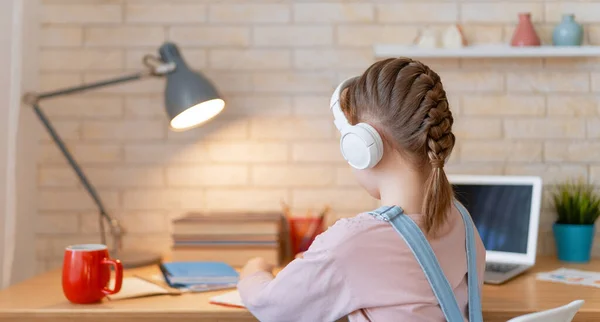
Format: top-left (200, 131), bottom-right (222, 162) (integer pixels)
top-left (0, 257), bottom-right (598, 322)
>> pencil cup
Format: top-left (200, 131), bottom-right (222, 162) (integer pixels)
top-left (288, 217), bottom-right (324, 256)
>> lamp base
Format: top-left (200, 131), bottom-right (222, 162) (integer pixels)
top-left (112, 249), bottom-right (163, 268)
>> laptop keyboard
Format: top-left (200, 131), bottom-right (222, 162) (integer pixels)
top-left (486, 263), bottom-right (519, 273)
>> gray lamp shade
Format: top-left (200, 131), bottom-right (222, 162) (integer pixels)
top-left (159, 42), bottom-right (225, 131)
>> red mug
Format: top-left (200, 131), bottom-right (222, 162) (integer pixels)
top-left (62, 244), bottom-right (123, 304)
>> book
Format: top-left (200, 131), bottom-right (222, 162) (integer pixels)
top-left (173, 221), bottom-right (280, 235)
top-left (160, 261), bottom-right (239, 285)
top-left (173, 234), bottom-right (279, 242)
top-left (209, 290), bottom-right (245, 308)
top-left (171, 248), bottom-right (279, 267)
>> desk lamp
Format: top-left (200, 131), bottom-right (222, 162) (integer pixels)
top-left (23, 42), bottom-right (225, 268)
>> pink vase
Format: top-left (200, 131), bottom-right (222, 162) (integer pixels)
top-left (511, 13), bottom-right (541, 46)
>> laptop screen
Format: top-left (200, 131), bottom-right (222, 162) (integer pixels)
top-left (452, 183), bottom-right (533, 254)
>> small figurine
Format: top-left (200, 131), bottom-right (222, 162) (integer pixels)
top-left (442, 24), bottom-right (467, 49)
top-left (416, 28), bottom-right (438, 49)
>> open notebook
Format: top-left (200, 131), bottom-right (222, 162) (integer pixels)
top-left (107, 276), bottom-right (182, 301)
top-left (209, 290), bottom-right (245, 308)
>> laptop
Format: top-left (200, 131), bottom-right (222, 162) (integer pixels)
top-left (449, 175), bottom-right (543, 285)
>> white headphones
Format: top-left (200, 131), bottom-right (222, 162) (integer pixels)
top-left (330, 77), bottom-right (384, 170)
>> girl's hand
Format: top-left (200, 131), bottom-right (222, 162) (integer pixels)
top-left (240, 257), bottom-right (274, 279)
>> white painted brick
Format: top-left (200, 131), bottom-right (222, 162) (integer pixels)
top-left (377, 3), bottom-right (457, 23)
top-left (254, 26), bottom-right (333, 47)
top-left (462, 95), bottom-right (545, 116)
top-left (590, 73), bottom-right (600, 92)
top-left (205, 189), bottom-right (287, 212)
top-left (590, 26), bottom-right (600, 46)
top-left (546, 3), bottom-right (600, 23)
top-left (39, 167), bottom-right (78, 187)
top-left (126, 4), bottom-right (207, 23)
top-left (43, 4), bottom-right (122, 24)
top-left (441, 71), bottom-right (504, 92)
top-left (170, 27), bottom-right (250, 47)
top-left (41, 49), bottom-right (123, 72)
top-left (252, 165), bottom-right (334, 187)
top-left (85, 27), bottom-right (165, 47)
top-left (127, 49), bottom-right (207, 71)
top-left (125, 143), bottom-right (208, 164)
top-left (40, 143), bottom-right (122, 164)
top-left (121, 212), bottom-right (169, 233)
top-left (36, 237), bottom-right (52, 260)
top-left (292, 141), bottom-right (345, 163)
top-left (294, 3), bottom-right (373, 22)
top-left (445, 164), bottom-right (504, 175)
top-left (39, 120), bottom-right (80, 142)
top-left (589, 166), bottom-right (600, 185)
top-left (545, 58), bottom-right (600, 71)
top-left (208, 142), bottom-right (287, 163)
top-left (461, 3), bottom-right (544, 23)
top-left (462, 26), bottom-right (504, 45)
top-left (40, 74), bottom-right (82, 92)
top-left (453, 118), bottom-right (502, 139)
top-left (293, 49), bottom-right (373, 70)
top-left (462, 58), bottom-right (543, 71)
top-left (167, 165), bottom-right (248, 187)
top-left (293, 188), bottom-right (377, 212)
top-left (80, 212), bottom-right (102, 234)
top-left (209, 4), bottom-right (290, 23)
top-left (587, 119), bottom-right (600, 138)
top-left (203, 71), bottom-right (253, 94)
top-left (85, 166), bottom-right (165, 188)
top-left (250, 117), bottom-right (332, 140)
top-left (83, 72), bottom-right (164, 94)
top-left (167, 119), bottom-right (249, 141)
top-left (122, 235), bottom-right (172, 256)
top-left (42, 95), bottom-right (123, 119)
top-left (41, 27), bottom-right (83, 47)
top-left (505, 165), bottom-right (588, 185)
top-left (461, 141), bottom-right (543, 162)
top-left (504, 119), bottom-right (585, 139)
top-left (82, 120), bottom-right (165, 141)
top-left (547, 96), bottom-right (598, 116)
top-left (507, 72), bottom-right (589, 93)
top-left (545, 142), bottom-right (600, 162)
top-left (252, 72), bottom-right (335, 94)
top-left (39, 190), bottom-right (119, 211)
top-left (293, 95), bottom-right (331, 116)
top-left (337, 26), bottom-right (418, 47)
top-left (36, 214), bottom-right (79, 234)
top-left (335, 166), bottom-right (359, 187)
top-left (209, 49), bottom-right (291, 70)
top-left (125, 96), bottom-right (165, 118)
top-left (224, 96), bottom-right (292, 116)
top-left (123, 189), bottom-right (203, 210)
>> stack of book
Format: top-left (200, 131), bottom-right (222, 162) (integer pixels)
top-left (171, 212), bottom-right (284, 266)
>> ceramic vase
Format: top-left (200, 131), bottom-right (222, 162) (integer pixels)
top-left (553, 14), bottom-right (583, 46)
top-left (511, 13), bottom-right (541, 47)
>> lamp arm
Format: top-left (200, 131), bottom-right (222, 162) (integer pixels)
top-left (23, 62), bottom-right (173, 254)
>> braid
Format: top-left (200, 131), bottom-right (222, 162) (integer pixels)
top-left (423, 82), bottom-right (455, 168)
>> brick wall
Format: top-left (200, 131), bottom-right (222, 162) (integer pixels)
top-left (37, 0), bottom-right (600, 272)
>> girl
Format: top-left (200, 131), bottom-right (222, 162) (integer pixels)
top-left (237, 58), bottom-right (486, 322)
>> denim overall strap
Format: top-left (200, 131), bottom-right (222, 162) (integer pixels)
top-left (368, 206), bottom-right (464, 322)
top-left (454, 200), bottom-right (483, 322)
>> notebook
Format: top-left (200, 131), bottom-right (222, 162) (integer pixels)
top-left (209, 290), bottom-right (245, 308)
top-left (160, 261), bottom-right (239, 286)
top-left (106, 276), bottom-right (181, 301)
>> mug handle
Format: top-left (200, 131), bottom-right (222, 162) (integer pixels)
top-left (101, 258), bottom-right (123, 295)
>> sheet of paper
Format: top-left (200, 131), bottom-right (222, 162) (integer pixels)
top-left (209, 290), bottom-right (245, 308)
top-left (537, 268), bottom-right (600, 288)
top-left (107, 277), bottom-right (171, 300)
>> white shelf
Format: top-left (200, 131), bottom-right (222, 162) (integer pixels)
top-left (374, 44), bottom-right (600, 59)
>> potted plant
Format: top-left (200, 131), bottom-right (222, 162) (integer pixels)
top-left (552, 179), bottom-right (600, 263)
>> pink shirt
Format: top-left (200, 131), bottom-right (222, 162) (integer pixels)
top-left (238, 205), bottom-right (486, 322)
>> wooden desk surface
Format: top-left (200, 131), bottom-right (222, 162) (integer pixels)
top-left (0, 256), bottom-right (598, 322)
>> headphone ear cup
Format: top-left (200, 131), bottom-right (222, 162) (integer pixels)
top-left (339, 123), bottom-right (384, 170)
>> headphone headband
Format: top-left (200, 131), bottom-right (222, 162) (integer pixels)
top-left (330, 77), bottom-right (359, 131)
